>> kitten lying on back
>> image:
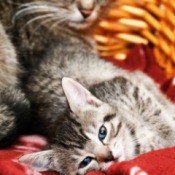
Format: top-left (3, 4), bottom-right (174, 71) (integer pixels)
top-left (16, 0), bottom-right (175, 175)
top-left (0, 23), bottom-right (30, 147)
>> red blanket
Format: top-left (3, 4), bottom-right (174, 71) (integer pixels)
top-left (1, 45), bottom-right (175, 175)
top-left (2, 135), bottom-right (175, 175)
top-left (0, 135), bottom-right (57, 175)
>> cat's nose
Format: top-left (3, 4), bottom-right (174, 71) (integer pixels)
top-left (97, 151), bottom-right (115, 162)
top-left (103, 151), bottom-right (115, 162)
top-left (79, 0), bottom-right (95, 19)
top-left (80, 9), bottom-right (93, 19)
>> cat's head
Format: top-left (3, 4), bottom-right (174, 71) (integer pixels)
top-left (19, 78), bottom-right (135, 175)
top-left (15, 0), bottom-right (111, 30)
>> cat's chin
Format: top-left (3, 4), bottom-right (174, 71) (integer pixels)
top-left (100, 161), bottom-right (115, 172)
top-left (100, 158), bottom-right (121, 172)
top-left (68, 21), bottom-right (94, 30)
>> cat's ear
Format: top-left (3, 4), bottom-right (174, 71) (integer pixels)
top-left (19, 150), bottom-right (55, 171)
top-left (62, 77), bottom-right (102, 113)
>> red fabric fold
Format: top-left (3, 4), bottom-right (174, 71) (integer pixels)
top-left (107, 146), bottom-right (175, 175)
top-left (0, 135), bottom-right (58, 175)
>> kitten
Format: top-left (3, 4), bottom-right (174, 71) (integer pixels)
top-left (0, 23), bottom-right (31, 147)
top-left (0, 0), bottom-right (113, 68)
top-left (17, 0), bottom-right (175, 175)
top-left (21, 77), bottom-right (175, 175)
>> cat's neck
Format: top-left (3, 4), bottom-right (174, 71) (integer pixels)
top-left (52, 25), bottom-right (97, 50)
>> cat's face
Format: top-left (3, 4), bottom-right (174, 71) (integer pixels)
top-left (19, 78), bottom-right (136, 175)
top-left (15, 0), bottom-right (110, 30)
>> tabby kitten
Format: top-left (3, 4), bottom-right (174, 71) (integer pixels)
top-left (17, 0), bottom-right (175, 175)
top-left (0, 23), bottom-right (30, 147)
top-left (21, 77), bottom-right (175, 175)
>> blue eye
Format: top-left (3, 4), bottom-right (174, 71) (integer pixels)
top-left (79, 157), bottom-right (92, 168)
top-left (98, 125), bottom-right (107, 141)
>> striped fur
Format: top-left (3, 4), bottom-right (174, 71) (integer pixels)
top-left (0, 23), bottom-right (19, 87)
top-left (0, 23), bottom-right (31, 147)
top-left (0, 87), bottom-right (31, 147)
top-left (90, 76), bottom-right (175, 158)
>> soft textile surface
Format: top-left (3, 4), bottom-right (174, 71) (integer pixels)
top-left (88, 146), bottom-right (175, 175)
top-left (2, 135), bottom-right (175, 175)
top-left (1, 44), bottom-right (175, 175)
top-left (0, 135), bottom-right (58, 175)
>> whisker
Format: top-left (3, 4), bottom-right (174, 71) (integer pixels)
top-left (30, 16), bottom-right (62, 37)
top-left (18, 2), bottom-right (44, 8)
top-left (24, 13), bottom-right (56, 28)
top-left (13, 5), bottom-right (59, 23)
top-left (19, 1), bottom-right (63, 8)
top-left (49, 16), bottom-right (68, 32)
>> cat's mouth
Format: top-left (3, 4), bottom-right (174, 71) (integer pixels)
top-left (68, 8), bottom-right (98, 29)
top-left (68, 19), bottom-right (95, 29)
top-left (100, 156), bottom-right (120, 172)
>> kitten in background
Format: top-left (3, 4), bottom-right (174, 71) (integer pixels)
top-left (0, 0), bottom-right (113, 69)
top-left (0, 23), bottom-right (30, 147)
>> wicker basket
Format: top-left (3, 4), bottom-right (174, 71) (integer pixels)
top-left (94, 0), bottom-right (175, 77)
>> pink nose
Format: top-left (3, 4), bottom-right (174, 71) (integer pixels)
top-left (96, 151), bottom-right (115, 162)
top-left (80, 9), bottom-right (93, 19)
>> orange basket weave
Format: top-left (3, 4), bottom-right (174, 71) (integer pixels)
top-left (94, 0), bottom-right (175, 78)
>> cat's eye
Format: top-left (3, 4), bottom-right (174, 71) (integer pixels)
top-left (79, 157), bottom-right (93, 168)
top-left (98, 125), bottom-right (107, 141)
